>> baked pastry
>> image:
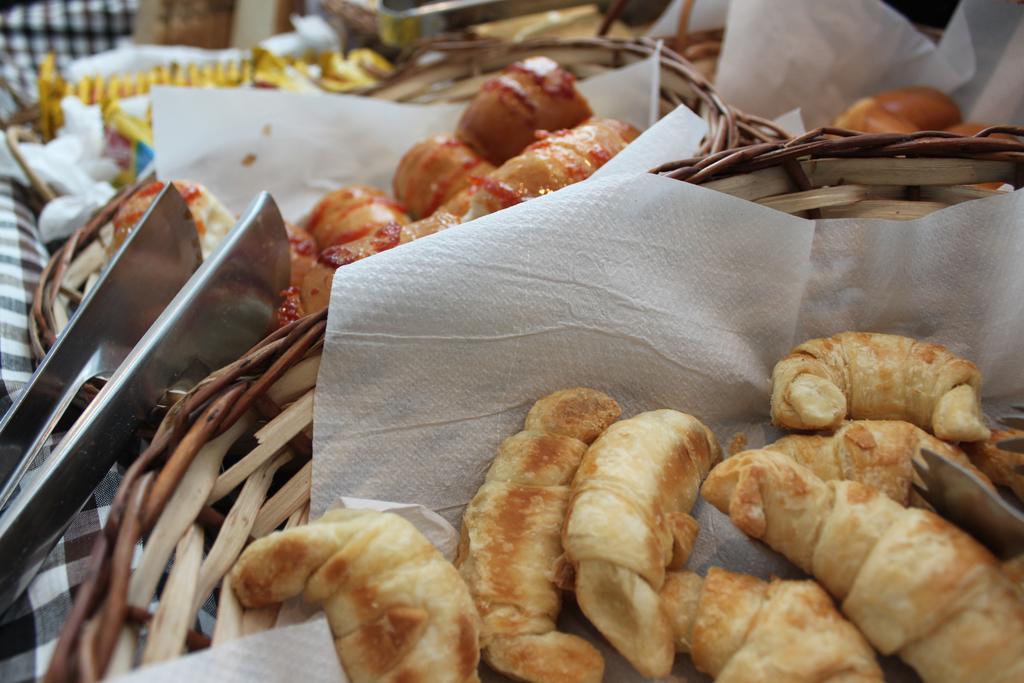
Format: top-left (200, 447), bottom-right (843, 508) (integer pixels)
top-left (764, 419), bottom-right (991, 506)
top-left (458, 388), bottom-right (620, 683)
top-left (770, 332), bottom-right (990, 442)
top-left (833, 86), bottom-right (961, 133)
top-left (393, 134), bottom-right (495, 219)
top-left (702, 449), bottom-right (1024, 683)
top-left (661, 568), bottom-right (882, 682)
top-left (464, 118), bottom-right (638, 220)
top-left (306, 185), bottom-right (410, 248)
top-left (456, 56), bottom-right (593, 165)
top-left (285, 221), bottom-right (317, 288)
top-left (559, 410), bottom-right (721, 677)
top-left (230, 508), bottom-right (481, 683)
top-left (964, 428), bottom-right (1024, 502)
top-left (111, 179), bottom-right (235, 257)
top-left (297, 208), bottom-right (462, 317)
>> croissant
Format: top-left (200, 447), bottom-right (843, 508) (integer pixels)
top-left (833, 87), bottom-right (961, 133)
top-left (456, 56), bottom-right (593, 165)
top-left (559, 410), bottom-right (721, 677)
top-left (458, 388), bottom-right (620, 683)
top-left (764, 419), bottom-right (991, 506)
top-left (702, 449), bottom-right (1024, 683)
top-left (660, 568), bottom-right (882, 682)
top-left (463, 118), bottom-right (639, 220)
top-left (230, 508), bottom-right (481, 683)
top-left (964, 428), bottom-right (1024, 502)
top-left (393, 134), bottom-right (494, 219)
top-left (770, 332), bottom-right (990, 442)
top-left (306, 185), bottom-right (410, 248)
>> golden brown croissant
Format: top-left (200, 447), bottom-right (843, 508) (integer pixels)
top-left (770, 332), bottom-right (990, 442)
top-left (702, 449), bottom-right (1024, 683)
top-left (464, 118), bottom-right (638, 220)
top-left (306, 185), bottom-right (410, 248)
top-left (230, 509), bottom-right (480, 683)
top-left (393, 134), bottom-right (494, 219)
top-left (963, 428), bottom-right (1024, 502)
top-left (661, 568), bottom-right (882, 682)
top-left (558, 410), bottom-right (721, 677)
top-left (764, 419), bottom-right (992, 506)
top-left (456, 56), bottom-right (593, 165)
top-left (458, 388), bottom-right (620, 683)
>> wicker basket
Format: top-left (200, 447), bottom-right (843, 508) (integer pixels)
top-left (29, 36), bottom-right (786, 360)
top-left (655, 126), bottom-right (1024, 218)
top-left (43, 127), bottom-right (1024, 682)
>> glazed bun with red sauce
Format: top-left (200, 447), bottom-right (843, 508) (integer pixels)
top-left (456, 56), bottom-right (593, 165)
top-left (465, 118), bottom-right (639, 220)
top-left (306, 185), bottom-right (410, 248)
top-left (833, 86), bottom-right (962, 133)
top-left (285, 221), bottom-right (317, 288)
top-left (393, 134), bottom-right (495, 219)
top-left (111, 179), bottom-right (235, 257)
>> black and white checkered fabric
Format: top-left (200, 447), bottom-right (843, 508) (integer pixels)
top-left (0, 178), bottom-right (48, 413)
top-left (0, 0), bottom-right (137, 115)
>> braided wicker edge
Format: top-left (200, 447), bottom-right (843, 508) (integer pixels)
top-left (44, 308), bottom-right (327, 683)
top-left (655, 127), bottom-right (1024, 184)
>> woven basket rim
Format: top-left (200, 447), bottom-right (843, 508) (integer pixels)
top-left (655, 126), bottom-right (1024, 186)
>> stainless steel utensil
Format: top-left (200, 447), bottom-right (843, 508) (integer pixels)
top-left (0, 190), bottom-right (289, 615)
top-left (914, 448), bottom-right (1024, 559)
top-left (378, 0), bottom-right (594, 46)
top-left (0, 185), bottom-right (202, 513)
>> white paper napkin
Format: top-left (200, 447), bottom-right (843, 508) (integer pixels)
top-left (714, 0), bottom-right (974, 127)
top-left (109, 617), bottom-right (344, 683)
top-left (153, 53), bottom-right (662, 220)
top-left (311, 114), bottom-right (1024, 680)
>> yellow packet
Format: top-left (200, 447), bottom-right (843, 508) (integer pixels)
top-left (102, 100), bottom-right (154, 187)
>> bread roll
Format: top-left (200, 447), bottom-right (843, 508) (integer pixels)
top-left (458, 388), bottom-right (620, 683)
top-left (702, 449), bottom-right (1024, 683)
top-left (560, 410), bottom-right (721, 677)
top-left (285, 221), bottom-right (317, 288)
top-left (457, 56), bottom-right (592, 165)
top-left (464, 118), bottom-right (638, 220)
top-left (661, 568), bottom-right (882, 682)
top-left (834, 87), bottom-right (962, 134)
top-left (111, 179), bottom-right (235, 257)
top-left (306, 185), bottom-right (409, 248)
top-left (394, 134), bottom-right (494, 219)
top-left (770, 332), bottom-right (990, 442)
top-left (231, 509), bottom-right (480, 682)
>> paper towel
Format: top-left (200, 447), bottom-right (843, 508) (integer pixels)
top-left (311, 112), bottom-right (1023, 679)
top-left (714, 0), bottom-right (974, 128)
top-left (109, 617), bottom-right (344, 683)
top-left (153, 53), bottom-right (662, 220)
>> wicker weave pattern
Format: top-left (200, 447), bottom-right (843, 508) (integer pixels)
top-left (656, 127), bottom-right (1024, 219)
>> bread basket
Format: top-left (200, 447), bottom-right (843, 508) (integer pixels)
top-left (43, 127), bottom-right (1024, 682)
top-left (29, 36), bottom-right (786, 361)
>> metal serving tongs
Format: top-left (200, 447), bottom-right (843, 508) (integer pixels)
top-left (0, 186), bottom-right (289, 614)
top-left (914, 449), bottom-right (1024, 559)
top-left (378, 0), bottom-right (595, 46)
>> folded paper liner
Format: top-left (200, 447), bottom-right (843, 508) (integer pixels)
top-left (310, 107), bottom-right (1024, 680)
top-left (152, 52), bottom-right (663, 219)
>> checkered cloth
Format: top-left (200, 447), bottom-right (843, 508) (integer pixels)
top-left (0, 0), bottom-right (137, 116)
